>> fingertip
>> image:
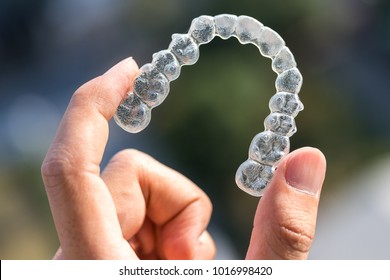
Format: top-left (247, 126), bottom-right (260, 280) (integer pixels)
top-left (102, 57), bottom-right (140, 104)
top-left (72, 57), bottom-right (140, 121)
top-left (104, 57), bottom-right (139, 76)
top-left (289, 147), bottom-right (327, 167)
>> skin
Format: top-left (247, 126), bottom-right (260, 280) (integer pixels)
top-left (41, 58), bottom-right (326, 260)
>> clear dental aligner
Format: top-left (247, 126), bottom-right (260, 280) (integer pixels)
top-left (114, 14), bottom-right (304, 197)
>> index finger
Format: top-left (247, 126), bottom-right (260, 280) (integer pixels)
top-left (42, 58), bottom-right (139, 258)
top-left (55, 58), bottom-right (139, 170)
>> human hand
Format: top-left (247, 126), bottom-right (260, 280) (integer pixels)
top-left (41, 58), bottom-right (326, 260)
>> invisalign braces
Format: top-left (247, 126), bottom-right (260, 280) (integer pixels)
top-left (114, 14), bottom-right (303, 197)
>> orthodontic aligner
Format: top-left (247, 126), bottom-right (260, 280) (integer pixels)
top-left (114, 14), bottom-right (304, 197)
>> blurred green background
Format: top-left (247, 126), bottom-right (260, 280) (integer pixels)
top-left (1, 0), bottom-right (389, 259)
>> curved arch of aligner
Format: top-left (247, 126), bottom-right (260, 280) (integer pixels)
top-left (114, 14), bottom-right (304, 197)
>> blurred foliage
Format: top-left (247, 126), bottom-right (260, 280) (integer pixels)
top-left (0, 0), bottom-right (389, 259)
top-left (0, 161), bottom-right (58, 259)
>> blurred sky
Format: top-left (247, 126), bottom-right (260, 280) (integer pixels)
top-left (0, 0), bottom-right (389, 259)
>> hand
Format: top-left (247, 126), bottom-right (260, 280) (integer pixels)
top-left (41, 58), bottom-right (326, 260)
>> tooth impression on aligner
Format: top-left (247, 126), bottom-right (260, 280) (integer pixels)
top-left (114, 92), bottom-right (151, 133)
top-left (275, 67), bottom-right (303, 94)
top-left (256, 27), bottom-right (285, 58)
top-left (235, 159), bottom-right (274, 197)
top-left (269, 92), bottom-right (303, 117)
top-left (272, 46), bottom-right (297, 74)
top-left (248, 131), bottom-right (290, 166)
top-left (169, 34), bottom-right (200, 65)
top-left (152, 50), bottom-right (181, 81)
top-left (133, 63), bottom-right (170, 108)
top-left (214, 14), bottom-right (237, 39)
top-left (189, 15), bottom-right (216, 44)
top-left (235, 15), bottom-right (264, 44)
top-left (264, 113), bottom-right (296, 137)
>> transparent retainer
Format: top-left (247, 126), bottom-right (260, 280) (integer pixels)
top-left (114, 14), bottom-right (304, 197)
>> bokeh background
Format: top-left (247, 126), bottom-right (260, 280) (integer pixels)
top-left (1, 0), bottom-right (389, 259)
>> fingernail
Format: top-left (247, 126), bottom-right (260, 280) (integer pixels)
top-left (285, 151), bottom-right (325, 196)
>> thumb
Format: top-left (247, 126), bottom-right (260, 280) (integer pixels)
top-left (246, 147), bottom-right (326, 259)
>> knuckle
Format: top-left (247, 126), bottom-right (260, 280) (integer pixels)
top-left (41, 144), bottom-right (97, 190)
top-left (41, 144), bottom-right (74, 180)
top-left (41, 150), bottom-right (74, 196)
top-left (275, 217), bottom-right (315, 259)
